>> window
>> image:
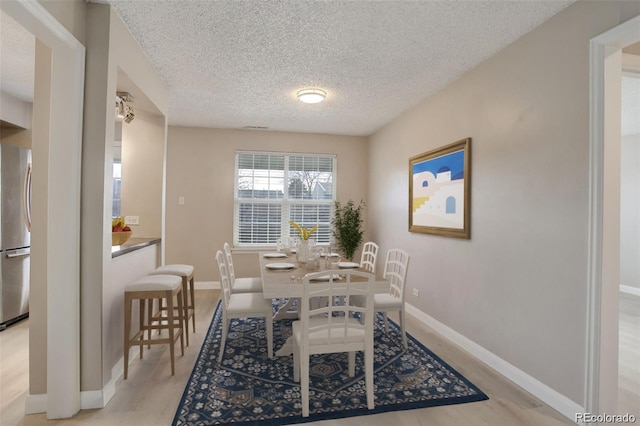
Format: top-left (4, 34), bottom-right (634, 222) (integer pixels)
top-left (112, 161), bottom-right (122, 217)
top-left (234, 151), bottom-right (336, 247)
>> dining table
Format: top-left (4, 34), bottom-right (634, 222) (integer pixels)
top-left (258, 250), bottom-right (390, 356)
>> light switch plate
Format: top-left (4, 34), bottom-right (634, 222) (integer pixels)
top-left (125, 215), bottom-right (139, 225)
top-left (179, 196), bottom-right (185, 205)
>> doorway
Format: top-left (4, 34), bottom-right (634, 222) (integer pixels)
top-left (587, 14), bottom-right (640, 415)
top-left (618, 49), bottom-right (640, 416)
top-left (0, 1), bottom-right (84, 419)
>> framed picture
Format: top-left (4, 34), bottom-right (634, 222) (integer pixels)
top-left (409, 138), bottom-right (471, 238)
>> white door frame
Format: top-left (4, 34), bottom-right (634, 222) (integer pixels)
top-left (586, 14), bottom-right (640, 415)
top-left (0, 0), bottom-right (84, 419)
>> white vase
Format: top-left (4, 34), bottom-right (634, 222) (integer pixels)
top-left (296, 239), bottom-right (311, 263)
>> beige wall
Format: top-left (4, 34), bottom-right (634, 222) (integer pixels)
top-left (165, 127), bottom-right (368, 282)
top-left (121, 109), bottom-right (164, 237)
top-left (82, 2), bottom-right (168, 392)
top-left (29, 38), bottom-right (53, 400)
top-left (368, 0), bottom-right (640, 408)
top-left (620, 134), bottom-right (640, 289)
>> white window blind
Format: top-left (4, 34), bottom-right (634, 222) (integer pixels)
top-left (234, 151), bottom-right (336, 247)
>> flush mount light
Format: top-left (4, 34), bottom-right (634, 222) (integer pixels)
top-left (296, 88), bottom-right (326, 104)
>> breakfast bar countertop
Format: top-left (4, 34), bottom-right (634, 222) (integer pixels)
top-left (111, 237), bottom-right (161, 258)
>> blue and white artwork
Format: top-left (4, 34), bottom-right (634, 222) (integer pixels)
top-left (412, 149), bottom-right (465, 229)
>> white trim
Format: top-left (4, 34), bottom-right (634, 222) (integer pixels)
top-left (80, 390), bottom-right (107, 411)
top-left (25, 394), bottom-right (47, 415)
top-left (622, 53), bottom-right (640, 73)
top-left (196, 280), bottom-right (219, 290)
top-left (586, 36), bottom-right (606, 417)
top-left (31, 350), bottom-right (140, 412)
top-left (405, 303), bottom-right (583, 422)
top-left (586, 14), bottom-right (640, 415)
top-left (620, 285), bottom-right (640, 297)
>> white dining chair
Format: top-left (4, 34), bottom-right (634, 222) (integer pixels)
top-left (351, 248), bottom-right (410, 348)
top-left (292, 270), bottom-right (376, 417)
top-left (359, 241), bottom-right (379, 273)
top-left (215, 250), bottom-right (273, 362)
top-left (223, 242), bottom-right (263, 293)
top-left (377, 248), bottom-right (410, 348)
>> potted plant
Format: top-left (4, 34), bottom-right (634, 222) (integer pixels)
top-left (331, 200), bottom-right (365, 261)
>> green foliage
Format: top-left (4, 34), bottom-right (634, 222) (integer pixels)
top-left (331, 200), bottom-right (365, 261)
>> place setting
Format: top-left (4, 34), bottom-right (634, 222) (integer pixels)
top-left (262, 252), bottom-right (288, 259)
top-left (337, 261), bottom-right (360, 269)
top-left (264, 262), bottom-right (296, 271)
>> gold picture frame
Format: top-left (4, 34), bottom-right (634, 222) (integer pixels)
top-left (409, 138), bottom-right (471, 238)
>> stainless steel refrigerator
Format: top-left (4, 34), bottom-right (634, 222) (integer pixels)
top-left (0, 143), bottom-right (32, 331)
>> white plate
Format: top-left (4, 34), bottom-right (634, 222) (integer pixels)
top-left (337, 262), bottom-right (360, 269)
top-left (321, 252), bottom-right (341, 258)
top-left (263, 252), bottom-right (287, 258)
top-left (309, 274), bottom-right (342, 282)
top-left (265, 262), bottom-right (296, 270)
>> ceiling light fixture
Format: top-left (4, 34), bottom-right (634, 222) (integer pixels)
top-left (296, 88), bottom-right (326, 104)
top-left (115, 91), bottom-right (135, 123)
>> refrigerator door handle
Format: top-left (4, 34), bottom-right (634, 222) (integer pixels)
top-left (23, 162), bottom-right (32, 232)
top-left (6, 249), bottom-right (30, 258)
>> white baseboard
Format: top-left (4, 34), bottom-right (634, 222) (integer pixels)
top-left (25, 393), bottom-right (47, 414)
top-left (620, 285), bottom-right (640, 297)
top-left (80, 390), bottom-right (106, 410)
top-left (405, 303), bottom-right (583, 423)
top-left (25, 348), bottom-right (140, 414)
top-left (196, 280), bottom-right (219, 290)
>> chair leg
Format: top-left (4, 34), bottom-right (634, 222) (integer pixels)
top-left (218, 314), bottom-right (228, 363)
top-left (365, 346), bottom-right (374, 409)
top-left (383, 312), bottom-right (389, 334)
top-left (399, 309), bottom-right (407, 349)
top-left (301, 353), bottom-right (310, 417)
top-left (266, 313), bottom-right (273, 360)
top-left (293, 339), bottom-right (300, 382)
top-left (348, 351), bottom-right (355, 377)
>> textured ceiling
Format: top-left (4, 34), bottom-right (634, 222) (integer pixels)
top-left (91, 0), bottom-right (576, 135)
top-left (3, 2), bottom-right (638, 137)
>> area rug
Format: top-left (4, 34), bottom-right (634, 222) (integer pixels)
top-left (172, 301), bottom-right (488, 425)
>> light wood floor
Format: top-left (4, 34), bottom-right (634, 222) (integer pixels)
top-left (618, 291), bottom-right (640, 417)
top-left (1, 289), bottom-right (595, 425)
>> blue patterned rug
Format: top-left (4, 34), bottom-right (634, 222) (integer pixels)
top-left (172, 301), bottom-right (488, 425)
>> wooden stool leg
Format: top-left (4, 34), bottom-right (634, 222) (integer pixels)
top-left (189, 275), bottom-right (196, 331)
top-left (124, 293), bottom-right (132, 380)
top-left (147, 298), bottom-right (153, 349)
top-left (166, 290), bottom-right (176, 376)
top-left (176, 287), bottom-right (185, 356)
top-left (139, 298), bottom-right (146, 360)
top-left (181, 278), bottom-right (190, 347)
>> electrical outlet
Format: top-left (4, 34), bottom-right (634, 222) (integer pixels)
top-left (124, 215), bottom-right (139, 225)
top-left (179, 196), bottom-right (185, 205)
top-left (412, 288), bottom-right (420, 298)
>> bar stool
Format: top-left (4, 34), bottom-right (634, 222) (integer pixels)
top-left (124, 274), bottom-right (184, 379)
top-left (149, 264), bottom-right (195, 346)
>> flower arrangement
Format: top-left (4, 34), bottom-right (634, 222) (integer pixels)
top-left (290, 221), bottom-right (318, 240)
